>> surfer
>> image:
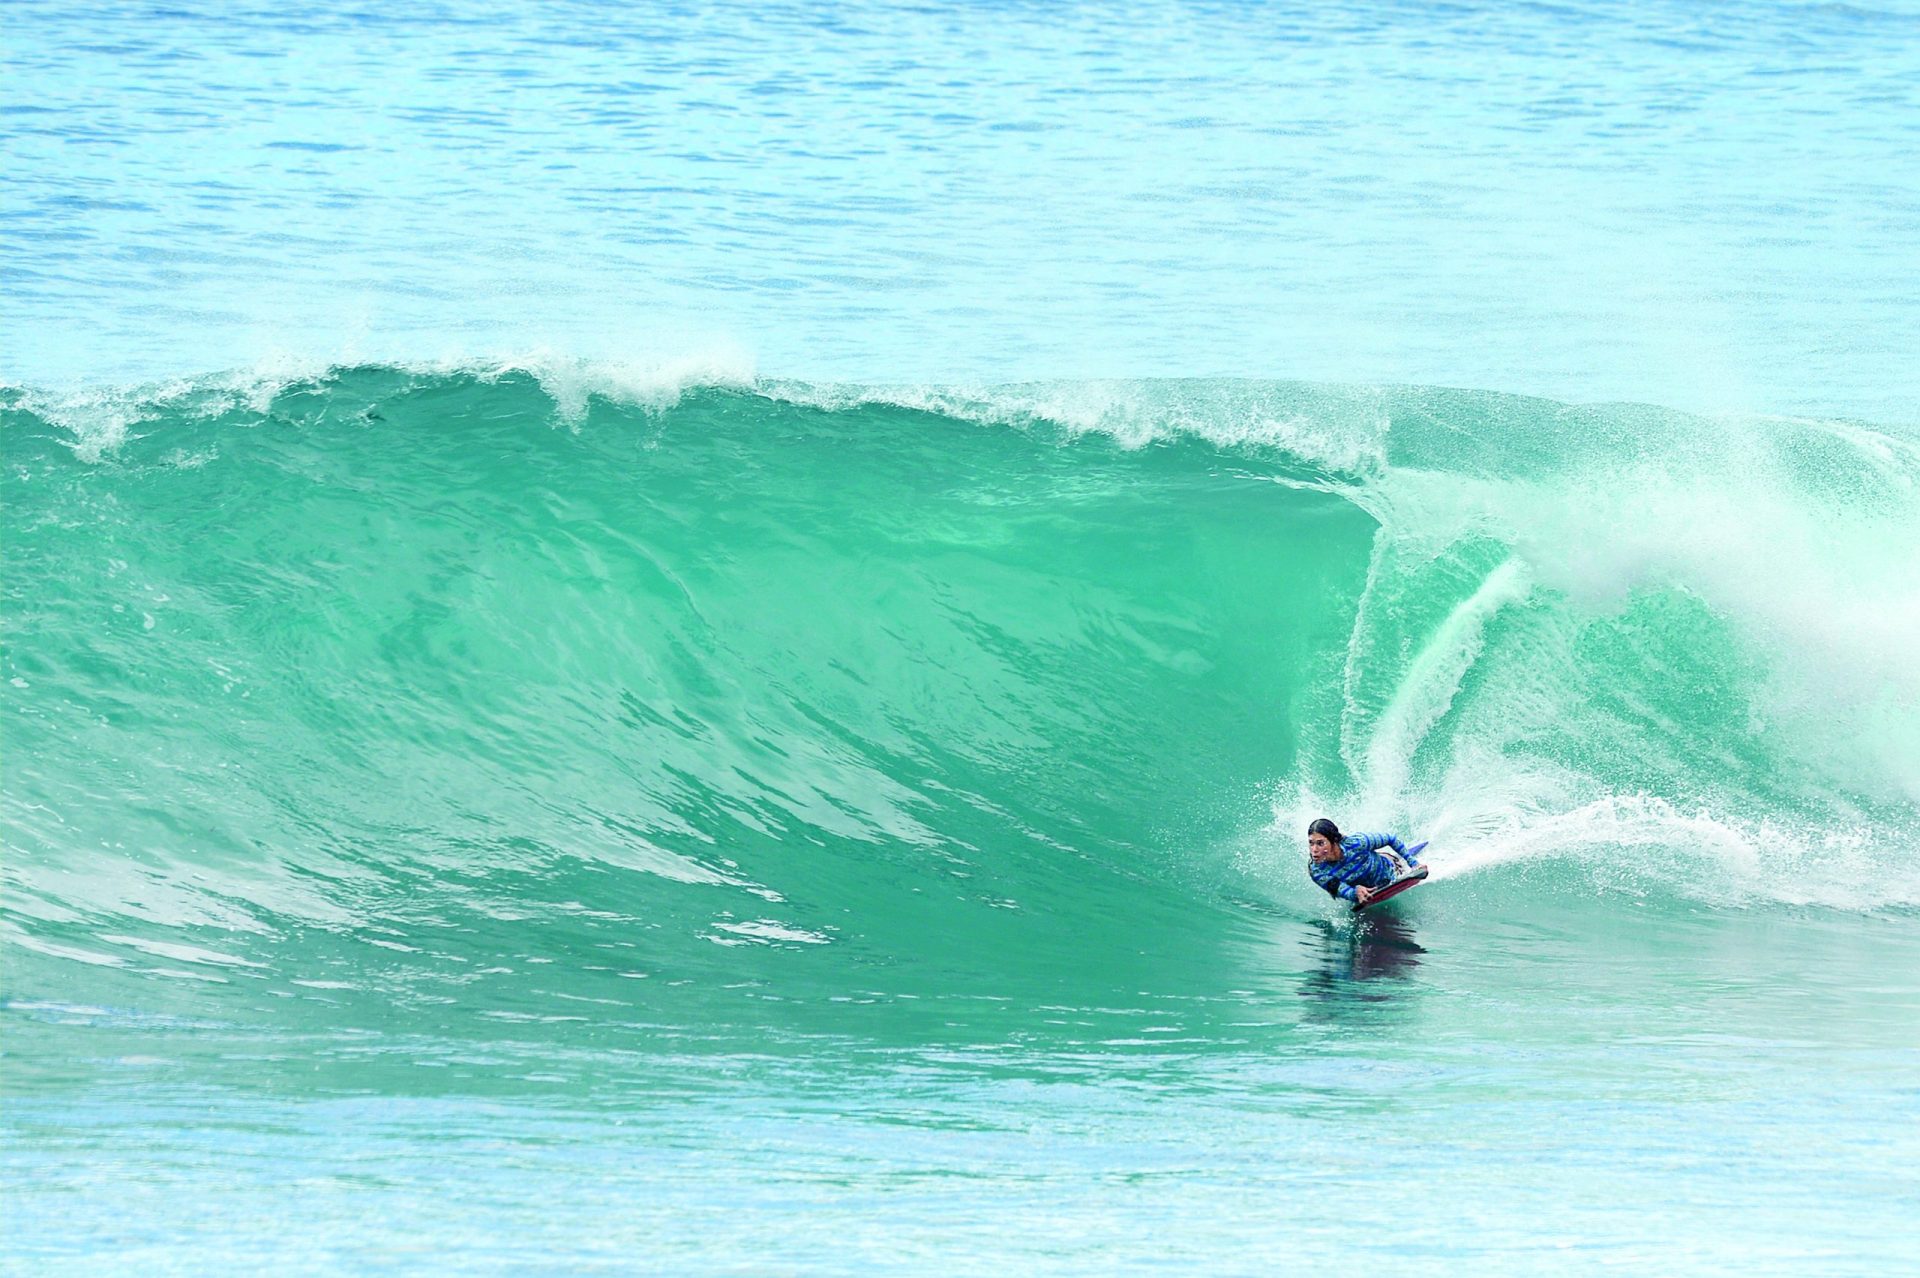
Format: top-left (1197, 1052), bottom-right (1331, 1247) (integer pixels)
top-left (1307, 818), bottom-right (1421, 905)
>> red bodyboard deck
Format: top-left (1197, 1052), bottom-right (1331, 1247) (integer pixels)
top-left (1353, 864), bottom-right (1429, 912)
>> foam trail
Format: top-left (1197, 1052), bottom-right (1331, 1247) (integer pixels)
top-left (1354, 556), bottom-right (1533, 802)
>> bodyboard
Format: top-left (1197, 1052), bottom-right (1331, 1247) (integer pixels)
top-left (1353, 846), bottom-right (1429, 913)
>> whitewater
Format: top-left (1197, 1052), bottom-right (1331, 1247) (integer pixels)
top-left (6, 1), bottom-right (1920, 1274)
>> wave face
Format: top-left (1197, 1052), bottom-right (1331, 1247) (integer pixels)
top-left (4, 368), bottom-right (1918, 1036)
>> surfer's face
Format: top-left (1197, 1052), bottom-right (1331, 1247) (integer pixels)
top-left (1308, 832), bottom-right (1339, 862)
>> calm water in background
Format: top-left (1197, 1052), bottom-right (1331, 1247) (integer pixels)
top-left (5, 2), bottom-right (1920, 1274)
top-left (6, 0), bottom-right (1920, 419)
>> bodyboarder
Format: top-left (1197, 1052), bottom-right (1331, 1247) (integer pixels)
top-left (1307, 818), bottom-right (1422, 906)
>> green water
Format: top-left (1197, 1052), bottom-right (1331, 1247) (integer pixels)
top-left (5, 369), bottom-right (1918, 1272)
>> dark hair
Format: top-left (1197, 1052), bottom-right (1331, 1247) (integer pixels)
top-left (1308, 818), bottom-right (1344, 846)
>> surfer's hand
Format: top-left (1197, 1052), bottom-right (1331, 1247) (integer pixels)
top-left (1354, 886), bottom-right (1373, 904)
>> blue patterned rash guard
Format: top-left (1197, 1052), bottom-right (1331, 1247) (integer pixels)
top-left (1309, 832), bottom-right (1420, 902)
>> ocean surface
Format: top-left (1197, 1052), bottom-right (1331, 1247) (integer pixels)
top-left (5, 2), bottom-right (1919, 1274)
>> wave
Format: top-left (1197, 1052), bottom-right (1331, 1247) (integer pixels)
top-left (3, 363), bottom-right (1916, 1013)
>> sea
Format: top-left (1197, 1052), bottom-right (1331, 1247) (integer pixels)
top-left (4, 2), bottom-right (1918, 1273)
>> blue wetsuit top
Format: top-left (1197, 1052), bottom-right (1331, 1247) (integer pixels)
top-left (1308, 832), bottom-right (1418, 902)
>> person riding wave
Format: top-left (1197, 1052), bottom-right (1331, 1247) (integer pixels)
top-left (1306, 817), bottom-right (1422, 905)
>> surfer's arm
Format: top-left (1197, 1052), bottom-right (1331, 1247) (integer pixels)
top-left (1308, 861), bottom-right (1358, 901)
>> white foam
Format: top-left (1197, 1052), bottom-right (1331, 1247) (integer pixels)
top-left (1360, 414), bottom-right (1920, 806)
top-left (12, 343), bottom-right (760, 457)
top-left (1250, 398), bottom-right (1920, 912)
top-left (467, 344), bottom-right (757, 424)
top-left (1255, 768), bottom-right (1914, 913)
top-left (1348, 556), bottom-right (1533, 798)
top-left (757, 377), bottom-right (1393, 475)
top-left (705, 919), bottom-right (832, 946)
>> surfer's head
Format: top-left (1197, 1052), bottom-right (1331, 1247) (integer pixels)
top-left (1307, 818), bottom-right (1344, 862)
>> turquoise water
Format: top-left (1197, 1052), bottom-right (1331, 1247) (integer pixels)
top-left (8, 0), bottom-right (1920, 418)
top-left (6, 2), bottom-right (1920, 1274)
